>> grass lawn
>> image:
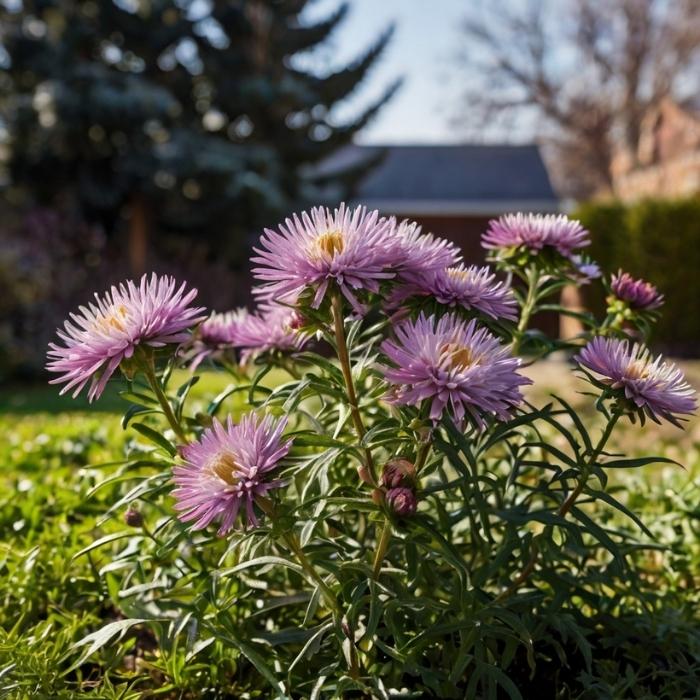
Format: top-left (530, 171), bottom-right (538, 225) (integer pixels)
top-left (0, 369), bottom-right (252, 415)
top-left (523, 358), bottom-right (700, 473)
top-left (0, 360), bottom-right (698, 697)
top-left (3, 360), bottom-right (699, 471)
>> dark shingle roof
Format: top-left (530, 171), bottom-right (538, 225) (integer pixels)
top-left (312, 144), bottom-right (559, 214)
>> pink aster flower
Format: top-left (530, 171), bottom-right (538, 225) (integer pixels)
top-left (610, 271), bottom-right (664, 311)
top-left (393, 264), bottom-right (517, 321)
top-left (188, 309), bottom-right (249, 370)
top-left (47, 273), bottom-right (206, 401)
top-left (380, 313), bottom-right (530, 426)
top-left (576, 337), bottom-right (697, 425)
top-left (252, 203), bottom-right (397, 314)
top-left (390, 219), bottom-right (461, 276)
top-left (172, 413), bottom-right (292, 534)
top-left (483, 213), bottom-right (590, 258)
top-left (233, 304), bottom-right (308, 362)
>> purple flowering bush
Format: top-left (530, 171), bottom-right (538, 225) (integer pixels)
top-left (45, 206), bottom-right (697, 697)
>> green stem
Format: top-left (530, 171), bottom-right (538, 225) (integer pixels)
top-left (414, 441), bottom-right (432, 474)
top-left (331, 293), bottom-right (377, 485)
top-left (557, 411), bottom-right (620, 518)
top-left (372, 518), bottom-right (393, 580)
top-left (278, 355), bottom-right (301, 380)
top-left (512, 267), bottom-right (540, 354)
top-left (143, 360), bottom-right (188, 443)
top-left (495, 410), bottom-right (621, 602)
top-left (283, 532), bottom-right (341, 616)
top-left (282, 530), bottom-right (360, 679)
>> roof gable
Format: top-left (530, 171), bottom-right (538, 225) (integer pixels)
top-left (311, 144), bottom-right (559, 214)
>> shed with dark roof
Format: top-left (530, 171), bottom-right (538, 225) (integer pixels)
top-left (310, 143), bottom-right (559, 260)
top-left (312, 143), bottom-right (559, 215)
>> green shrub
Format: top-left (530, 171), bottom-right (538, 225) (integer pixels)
top-left (575, 197), bottom-right (700, 355)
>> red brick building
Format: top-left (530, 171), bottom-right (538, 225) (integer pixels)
top-left (611, 98), bottom-right (700, 201)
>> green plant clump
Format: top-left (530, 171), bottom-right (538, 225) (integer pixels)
top-left (2, 207), bottom-right (699, 699)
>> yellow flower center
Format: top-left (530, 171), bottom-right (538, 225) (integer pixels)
top-left (95, 304), bottom-right (128, 333)
top-left (446, 267), bottom-right (469, 283)
top-left (626, 358), bottom-right (650, 380)
top-left (309, 230), bottom-right (345, 260)
top-left (441, 342), bottom-right (480, 370)
top-left (207, 451), bottom-right (240, 486)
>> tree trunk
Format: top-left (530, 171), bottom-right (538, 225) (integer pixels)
top-left (559, 286), bottom-right (584, 340)
top-left (128, 191), bottom-right (150, 278)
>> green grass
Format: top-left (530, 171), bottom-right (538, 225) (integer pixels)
top-left (0, 369), bottom-right (253, 415)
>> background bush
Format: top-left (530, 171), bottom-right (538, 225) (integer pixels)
top-left (576, 197), bottom-right (700, 355)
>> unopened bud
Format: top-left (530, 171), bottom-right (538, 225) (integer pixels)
top-left (381, 458), bottom-right (416, 489)
top-left (386, 487), bottom-right (418, 517)
top-left (371, 488), bottom-right (384, 507)
top-left (124, 506), bottom-right (143, 528)
top-left (357, 464), bottom-right (373, 485)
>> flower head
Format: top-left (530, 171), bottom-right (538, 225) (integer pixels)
top-left (47, 273), bottom-right (205, 401)
top-left (576, 337), bottom-right (697, 425)
top-left (233, 304), bottom-right (308, 362)
top-left (381, 458), bottom-right (416, 489)
top-left (610, 271), bottom-right (664, 311)
top-left (172, 413), bottom-right (292, 534)
top-left (252, 204), bottom-right (397, 314)
top-left (483, 213), bottom-right (590, 258)
top-left (380, 313), bottom-right (530, 426)
top-left (124, 506), bottom-right (143, 528)
top-left (188, 309), bottom-right (249, 370)
top-left (386, 487), bottom-right (418, 517)
top-left (570, 255), bottom-right (601, 283)
top-left (390, 219), bottom-right (461, 276)
top-left (395, 264), bottom-right (517, 320)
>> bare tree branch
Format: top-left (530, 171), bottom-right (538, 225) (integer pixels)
top-left (456, 0), bottom-right (700, 198)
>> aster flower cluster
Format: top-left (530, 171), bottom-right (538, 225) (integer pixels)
top-left (482, 212), bottom-right (601, 286)
top-left (609, 270), bottom-right (664, 312)
top-left (172, 414), bottom-right (291, 534)
top-left (251, 203), bottom-right (513, 322)
top-left (252, 204), bottom-right (398, 315)
top-left (576, 337), bottom-right (696, 425)
top-left (41, 201), bottom-right (700, 694)
top-left (47, 273), bottom-right (206, 401)
top-left (392, 264), bottom-right (518, 321)
top-left (483, 213), bottom-right (590, 259)
top-left (187, 304), bottom-right (307, 370)
top-left (380, 313), bottom-right (530, 427)
top-left (45, 203), bottom-right (696, 549)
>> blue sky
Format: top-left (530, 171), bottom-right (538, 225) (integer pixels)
top-left (298, 0), bottom-right (470, 144)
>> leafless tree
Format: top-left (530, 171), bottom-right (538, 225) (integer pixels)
top-left (457, 0), bottom-right (700, 198)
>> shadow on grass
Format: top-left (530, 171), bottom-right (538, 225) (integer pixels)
top-left (0, 382), bottom-right (127, 414)
top-left (0, 368), bottom-right (286, 415)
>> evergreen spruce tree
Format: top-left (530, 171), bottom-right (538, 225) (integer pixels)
top-left (0, 0), bottom-right (399, 271)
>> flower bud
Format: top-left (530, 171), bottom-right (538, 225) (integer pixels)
top-left (385, 487), bottom-right (418, 517)
top-left (371, 489), bottom-right (384, 507)
top-left (357, 464), bottom-right (373, 485)
top-left (381, 458), bottom-right (416, 489)
top-left (124, 506), bottom-right (143, 528)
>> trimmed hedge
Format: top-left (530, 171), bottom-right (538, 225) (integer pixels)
top-left (575, 197), bottom-right (700, 355)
